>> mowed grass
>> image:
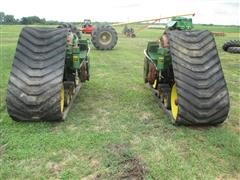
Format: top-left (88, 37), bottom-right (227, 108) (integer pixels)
top-left (0, 24), bottom-right (240, 179)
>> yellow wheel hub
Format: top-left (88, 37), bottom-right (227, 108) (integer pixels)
top-left (60, 85), bottom-right (64, 113)
top-left (171, 83), bottom-right (178, 120)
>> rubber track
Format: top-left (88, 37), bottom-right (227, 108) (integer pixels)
top-left (166, 30), bottom-right (230, 125)
top-left (6, 27), bottom-right (68, 121)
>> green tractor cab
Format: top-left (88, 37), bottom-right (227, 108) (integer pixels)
top-left (167, 16), bottom-right (193, 30)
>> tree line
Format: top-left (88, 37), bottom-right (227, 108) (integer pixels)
top-left (0, 12), bottom-right (59, 25)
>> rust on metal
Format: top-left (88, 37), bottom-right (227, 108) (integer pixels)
top-left (147, 63), bottom-right (157, 84)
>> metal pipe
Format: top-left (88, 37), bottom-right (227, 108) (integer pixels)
top-left (113, 13), bottom-right (195, 26)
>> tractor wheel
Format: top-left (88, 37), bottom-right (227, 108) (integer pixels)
top-left (167, 30), bottom-right (230, 125)
top-left (58, 23), bottom-right (81, 38)
top-left (227, 47), bottom-right (240, 53)
top-left (222, 40), bottom-right (240, 51)
top-left (6, 27), bottom-right (68, 121)
top-left (131, 33), bottom-right (136, 38)
top-left (91, 25), bottom-right (118, 50)
top-left (58, 23), bottom-right (70, 29)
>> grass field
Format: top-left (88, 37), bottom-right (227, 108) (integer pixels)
top-left (0, 24), bottom-right (240, 179)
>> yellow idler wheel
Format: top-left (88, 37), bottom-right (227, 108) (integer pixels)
top-left (60, 85), bottom-right (64, 113)
top-left (171, 83), bottom-right (178, 121)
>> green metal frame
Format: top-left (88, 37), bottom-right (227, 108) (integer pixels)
top-left (145, 41), bottom-right (171, 72)
top-left (65, 34), bottom-right (89, 70)
top-left (144, 17), bottom-right (193, 76)
top-left (167, 17), bottom-right (193, 30)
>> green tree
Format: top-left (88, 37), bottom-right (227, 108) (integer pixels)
top-left (4, 15), bottom-right (16, 24)
top-left (0, 12), bottom-right (5, 23)
top-left (20, 16), bottom-right (46, 24)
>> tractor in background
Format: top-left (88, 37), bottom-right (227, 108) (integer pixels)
top-left (82, 19), bottom-right (94, 34)
top-left (80, 19), bottom-right (118, 50)
top-left (122, 25), bottom-right (136, 38)
top-left (143, 16), bottom-right (230, 125)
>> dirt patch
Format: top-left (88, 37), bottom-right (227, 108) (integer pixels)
top-left (119, 157), bottom-right (146, 180)
top-left (105, 144), bottom-right (146, 179)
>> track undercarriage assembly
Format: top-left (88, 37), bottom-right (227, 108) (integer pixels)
top-left (6, 26), bottom-right (90, 121)
top-left (144, 17), bottom-right (230, 125)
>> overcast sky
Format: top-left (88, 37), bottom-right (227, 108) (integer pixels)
top-left (1, 0), bottom-right (239, 25)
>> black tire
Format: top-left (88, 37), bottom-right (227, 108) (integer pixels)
top-left (59, 23), bottom-right (71, 29)
top-left (167, 30), bottom-right (230, 125)
top-left (91, 25), bottom-right (118, 50)
top-left (58, 23), bottom-right (81, 38)
top-left (70, 24), bottom-right (81, 38)
top-left (222, 40), bottom-right (240, 51)
top-left (6, 27), bottom-right (68, 121)
top-left (227, 47), bottom-right (240, 53)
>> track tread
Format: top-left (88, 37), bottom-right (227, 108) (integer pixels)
top-left (167, 30), bottom-right (230, 125)
top-left (6, 27), bottom-right (68, 121)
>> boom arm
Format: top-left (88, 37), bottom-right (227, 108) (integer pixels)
top-left (112, 13), bottom-right (195, 26)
